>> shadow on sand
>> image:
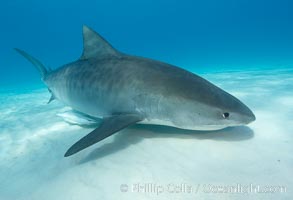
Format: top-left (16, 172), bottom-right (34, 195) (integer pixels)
top-left (78, 124), bottom-right (254, 164)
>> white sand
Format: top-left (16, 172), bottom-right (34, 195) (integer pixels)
top-left (0, 68), bottom-right (292, 200)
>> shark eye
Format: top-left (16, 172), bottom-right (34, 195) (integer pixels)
top-left (222, 112), bottom-right (229, 119)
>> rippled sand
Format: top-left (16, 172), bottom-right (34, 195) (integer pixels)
top-left (0, 68), bottom-right (292, 200)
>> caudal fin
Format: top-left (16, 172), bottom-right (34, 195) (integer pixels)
top-left (14, 48), bottom-right (48, 78)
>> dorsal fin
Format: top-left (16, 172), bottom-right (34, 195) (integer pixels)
top-left (80, 25), bottom-right (120, 59)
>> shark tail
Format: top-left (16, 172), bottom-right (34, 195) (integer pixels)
top-left (14, 48), bottom-right (48, 78)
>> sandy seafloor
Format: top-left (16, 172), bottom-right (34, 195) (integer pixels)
top-left (0, 68), bottom-right (292, 200)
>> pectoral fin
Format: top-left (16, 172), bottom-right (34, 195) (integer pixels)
top-left (64, 113), bottom-right (143, 157)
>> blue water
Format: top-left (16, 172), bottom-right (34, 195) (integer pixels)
top-left (1, 0), bottom-right (293, 86)
top-left (0, 0), bottom-right (293, 199)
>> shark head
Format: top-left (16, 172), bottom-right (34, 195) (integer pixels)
top-left (156, 72), bottom-right (256, 131)
top-left (162, 93), bottom-right (255, 131)
top-left (190, 91), bottom-right (256, 130)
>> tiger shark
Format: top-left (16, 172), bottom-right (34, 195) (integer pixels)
top-left (15, 25), bottom-right (255, 157)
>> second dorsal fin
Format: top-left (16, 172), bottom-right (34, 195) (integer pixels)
top-left (80, 25), bottom-right (120, 60)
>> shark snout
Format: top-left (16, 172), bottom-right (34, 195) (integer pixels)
top-left (243, 111), bottom-right (256, 124)
top-left (239, 106), bottom-right (256, 125)
top-left (227, 99), bottom-right (256, 125)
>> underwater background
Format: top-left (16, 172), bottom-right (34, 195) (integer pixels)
top-left (0, 0), bottom-right (292, 199)
top-left (1, 0), bottom-right (293, 87)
